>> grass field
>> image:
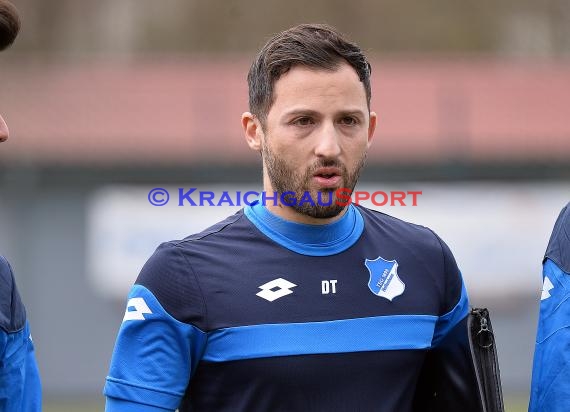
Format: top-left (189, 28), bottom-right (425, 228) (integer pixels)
top-left (44, 396), bottom-right (529, 412)
top-left (504, 395), bottom-right (529, 412)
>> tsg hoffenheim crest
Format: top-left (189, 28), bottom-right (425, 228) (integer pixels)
top-left (365, 256), bottom-right (405, 301)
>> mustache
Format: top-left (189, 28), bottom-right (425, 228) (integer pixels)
top-left (308, 159), bottom-right (346, 172)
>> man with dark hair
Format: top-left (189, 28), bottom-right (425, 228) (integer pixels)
top-left (0, 0), bottom-right (20, 142)
top-left (1, 2), bottom-right (42, 410)
top-left (105, 24), bottom-right (483, 411)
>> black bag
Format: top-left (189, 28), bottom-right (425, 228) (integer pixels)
top-left (467, 308), bottom-right (505, 412)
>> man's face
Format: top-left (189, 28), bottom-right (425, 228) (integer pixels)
top-left (255, 62), bottom-right (376, 220)
top-left (0, 115), bottom-right (8, 142)
top-left (1, 0), bottom-right (21, 142)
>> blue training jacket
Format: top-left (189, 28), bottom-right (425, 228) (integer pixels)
top-left (0, 255), bottom-right (42, 411)
top-left (529, 202), bottom-right (570, 411)
top-left (105, 203), bottom-right (482, 412)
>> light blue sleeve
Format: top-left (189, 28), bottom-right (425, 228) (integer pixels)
top-left (431, 279), bottom-right (469, 347)
top-left (529, 259), bottom-right (570, 412)
top-left (105, 397), bottom-right (172, 412)
top-left (0, 321), bottom-right (42, 412)
top-left (104, 285), bottom-right (207, 411)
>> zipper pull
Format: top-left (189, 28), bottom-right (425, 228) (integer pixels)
top-left (476, 313), bottom-right (494, 349)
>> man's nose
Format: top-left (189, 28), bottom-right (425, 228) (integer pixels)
top-left (0, 115), bottom-right (9, 142)
top-left (314, 122), bottom-right (341, 159)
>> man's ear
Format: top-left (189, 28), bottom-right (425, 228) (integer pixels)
top-left (367, 111), bottom-right (377, 149)
top-left (242, 112), bottom-right (263, 152)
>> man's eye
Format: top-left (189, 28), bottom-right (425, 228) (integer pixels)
top-left (292, 117), bottom-right (314, 126)
top-left (340, 117), bottom-right (358, 126)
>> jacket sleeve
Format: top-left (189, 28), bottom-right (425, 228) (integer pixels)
top-left (412, 237), bottom-right (483, 412)
top-left (0, 256), bottom-right (42, 412)
top-left (529, 203), bottom-right (570, 412)
top-left (104, 243), bottom-right (207, 411)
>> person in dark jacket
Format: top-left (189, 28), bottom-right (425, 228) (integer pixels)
top-left (1, 2), bottom-right (42, 410)
top-left (104, 23), bottom-right (486, 412)
top-left (0, 257), bottom-right (42, 411)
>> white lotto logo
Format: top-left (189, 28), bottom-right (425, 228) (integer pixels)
top-left (123, 297), bottom-right (153, 321)
top-left (541, 276), bottom-right (554, 301)
top-left (256, 278), bottom-right (297, 302)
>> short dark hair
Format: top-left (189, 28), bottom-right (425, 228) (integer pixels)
top-left (0, 0), bottom-right (20, 51)
top-left (247, 23), bottom-right (372, 125)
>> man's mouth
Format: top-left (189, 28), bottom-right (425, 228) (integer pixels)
top-left (313, 168), bottom-right (342, 187)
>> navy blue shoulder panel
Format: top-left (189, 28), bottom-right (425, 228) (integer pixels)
top-left (356, 206), bottom-right (463, 315)
top-left (0, 256), bottom-right (26, 333)
top-left (545, 202), bottom-right (570, 274)
top-left (135, 210), bottom-right (248, 328)
top-left (181, 210), bottom-right (245, 242)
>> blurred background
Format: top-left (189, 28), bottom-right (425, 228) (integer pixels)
top-left (1, 0), bottom-right (569, 410)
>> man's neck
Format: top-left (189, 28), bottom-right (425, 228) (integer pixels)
top-left (264, 201), bottom-right (347, 225)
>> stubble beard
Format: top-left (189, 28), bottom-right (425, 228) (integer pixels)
top-left (261, 142), bottom-right (367, 219)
